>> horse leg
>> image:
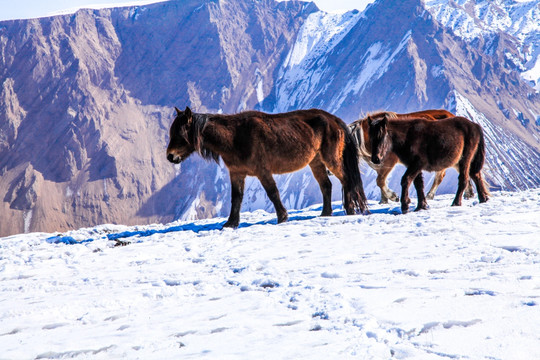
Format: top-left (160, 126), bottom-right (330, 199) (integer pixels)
top-left (452, 165), bottom-right (475, 199)
top-left (223, 171), bottom-right (246, 228)
top-left (413, 173), bottom-right (428, 211)
top-left (400, 166), bottom-right (421, 214)
top-left (376, 170), bottom-right (389, 204)
top-left (258, 172), bottom-right (288, 224)
top-left (309, 158), bottom-right (333, 216)
top-left (452, 153), bottom-right (474, 207)
top-left (427, 169), bottom-right (445, 200)
top-left (471, 171), bottom-right (489, 203)
top-left (375, 154), bottom-right (399, 204)
top-left (464, 179), bottom-right (475, 199)
top-left (324, 159), bottom-right (353, 215)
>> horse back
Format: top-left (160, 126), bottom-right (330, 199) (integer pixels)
top-left (392, 116), bottom-right (482, 171)
top-left (404, 109), bottom-right (454, 120)
top-left (204, 109), bottom-right (347, 174)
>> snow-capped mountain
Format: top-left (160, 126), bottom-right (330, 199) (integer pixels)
top-left (1, 0), bottom-right (539, 236)
top-left (425, 0), bottom-right (540, 91)
top-left (262, 0), bottom-right (540, 199)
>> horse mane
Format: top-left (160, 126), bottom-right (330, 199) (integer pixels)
top-left (192, 113), bottom-right (220, 163)
top-left (348, 121), bottom-right (370, 158)
top-left (349, 111), bottom-right (398, 158)
top-left (362, 111), bottom-right (399, 121)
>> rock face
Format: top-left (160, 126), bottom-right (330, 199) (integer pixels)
top-left (0, 0), bottom-right (539, 236)
top-left (0, 0), bottom-right (314, 236)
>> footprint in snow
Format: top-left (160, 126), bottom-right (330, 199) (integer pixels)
top-left (0, 328), bottom-right (23, 336)
top-left (42, 323), bottom-right (69, 330)
top-left (465, 289), bottom-right (496, 296)
top-left (321, 272), bottom-right (341, 279)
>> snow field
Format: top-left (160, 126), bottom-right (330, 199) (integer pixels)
top-left (0, 189), bottom-right (539, 359)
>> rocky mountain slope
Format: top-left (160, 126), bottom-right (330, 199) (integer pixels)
top-left (262, 0), bottom-right (540, 198)
top-left (1, 0), bottom-right (539, 236)
top-left (0, 0), bottom-right (315, 236)
top-left (426, 0), bottom-right (540, 92)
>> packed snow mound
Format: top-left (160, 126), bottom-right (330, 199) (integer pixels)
top-left (1, 189), bottom-right (540, 359)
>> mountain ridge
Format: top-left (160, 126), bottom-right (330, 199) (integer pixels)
top-left (0, 0), bottom-right (539, 236)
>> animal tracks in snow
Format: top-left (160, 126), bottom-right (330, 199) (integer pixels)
top-left (1, 190), bottom-right (540, 358)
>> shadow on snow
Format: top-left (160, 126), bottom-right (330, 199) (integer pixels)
top-left (46, 203), bottom-right (400, 245)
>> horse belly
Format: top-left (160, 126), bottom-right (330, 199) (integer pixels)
top-left (261, 133), bottom-right (321, 174)
top-left (425, 139), bottom-right (462, 171)
top-left (265, 150), bottom-right (316, 174)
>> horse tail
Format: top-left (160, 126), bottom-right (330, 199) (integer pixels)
top-left (471, 125), bottom-right (485, 176)
top-left (342, 124), bottom-right (369, 214)
top-left (470, 125), bottom-right (491, 196)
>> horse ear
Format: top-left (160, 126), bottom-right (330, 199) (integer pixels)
top-left (175, 107), bottom-right (181, 115)
top-left (184, 106), bottom-right (192, 119)
top-left (382, 114), bottom-right (389, 127)
top-left (367, 116), bottom-right (373, 127)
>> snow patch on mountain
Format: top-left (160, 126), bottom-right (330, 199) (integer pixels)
top-left (330, 31), bottom-right (412, 112)
top-left (274, 10), bottom-right (362, 112)
top-left (425, 0), bottom-right (540, 90)
top-left (450, 90), bottom-right (540, 189)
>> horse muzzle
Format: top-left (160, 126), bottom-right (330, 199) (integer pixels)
top-left (371, 155), bottom-right (381, 165)
top-left (167, 153), bottom-right (181, 164)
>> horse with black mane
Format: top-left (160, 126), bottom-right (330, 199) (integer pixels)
top-left (349, 109), bottom-right (475, 203)
top-left (167, 107), bottom-right (368, 228)
top-left (367, 114), bottom-right (489, 214)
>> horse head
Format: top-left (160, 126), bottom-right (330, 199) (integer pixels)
top-left (367, 114), bottom-right (390, 165)
top-left (167, 106), bottom-right (196, 164)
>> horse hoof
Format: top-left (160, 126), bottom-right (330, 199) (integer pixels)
top-left (222, 221), bottom-right (239, 229)
top-left (414, 204), bottom-right (428, 212)
top-left (379, 199), bottom-right (389, 205)
top-left (277, 214), bottom-right (288, 224)
top-left (401, 203), bottom-right (409, 214)
top-left (320, 211), bottom-right (333, 217)
top-left (426, 194), bottom-right (434, 200)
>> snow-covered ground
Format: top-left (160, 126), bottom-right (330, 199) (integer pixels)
top-left (1, 189), bottom-right (539, 359)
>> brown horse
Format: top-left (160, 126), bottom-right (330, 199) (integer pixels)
top-left (349, 109), bottom-right (475, 203)
top-left (167, 107), bottom-right (368, 227)
top-left (367, 114), bottom-right (489, 213)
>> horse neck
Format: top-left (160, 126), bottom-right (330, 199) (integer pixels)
top-left (191, 113), bottom-right (207, 151)
top-left (386, 120), bottom-right (410, 151)
top-left (192, 113), bottom-right (220, 162)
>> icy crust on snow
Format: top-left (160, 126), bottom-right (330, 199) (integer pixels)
top-left (1, 190), bottom-right (540, 359)
top-left (425, 0), bottom-right (540, 90)
top-left (273, 10), bottom-right (362, 112)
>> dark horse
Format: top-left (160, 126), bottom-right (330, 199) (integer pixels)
top-left (167, 107), bottom-right (368, 227)
top-left (367, 114), bottom-right (489, 214)
top-left (349, 109), bottom-right (475, 203)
